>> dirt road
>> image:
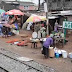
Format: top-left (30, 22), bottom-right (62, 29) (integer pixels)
top-left (0, 30), bottom-right (72, 72)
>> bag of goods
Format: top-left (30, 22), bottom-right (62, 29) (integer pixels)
top-left (49, 47), bottom-right (55, 58)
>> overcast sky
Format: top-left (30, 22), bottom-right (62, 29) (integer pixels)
top-left (17, 0), bottom-right (44, 5)
top-left (32, 0), bottom-right (44, 5)
top-left (3, 0), bottom-right (44, 5)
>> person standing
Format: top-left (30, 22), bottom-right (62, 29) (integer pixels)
top-left (40, 24), bottom-right (46, 38)
top-left (54, 20), bottom-right (58, 32)
top-left (43, 35), bottom-right (53, 58)
top-left (27, 22), bottom-right (33, 30)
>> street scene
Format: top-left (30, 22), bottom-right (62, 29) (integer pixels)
top-left (0, 0), bottom-right (72, 72)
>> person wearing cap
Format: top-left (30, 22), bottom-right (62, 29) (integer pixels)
top-left (43, 34), bottom-right (53, 58)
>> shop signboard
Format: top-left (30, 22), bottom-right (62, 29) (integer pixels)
top-left (63, 21), bottom-right (72, 29)
top-left (63, 21), bottom-right (72, 44)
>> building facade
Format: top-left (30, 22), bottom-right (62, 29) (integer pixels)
top-left (49, 0), bottom-right (72, 11)
top-left (40, 0), bottom-right (72, 11)
top-left (18, 2), bottom-right (37, 11)
top-left (0, 1), bottom-right (19, 11)
top-left (0, 0), bottom-right (37, 11)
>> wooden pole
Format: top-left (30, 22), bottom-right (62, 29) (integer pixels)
top-left (46, 0), bottom-right (49, 35)
top-left (38, 0), bottom-right (40, 11)
top-left (64, 28), bottom-right (66, 44)
top-left (63, 19), bottom-right (67, 44)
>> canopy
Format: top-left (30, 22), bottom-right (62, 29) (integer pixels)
top-left (48, 16), bottom-right (58, 19)
top-left (26, 14), bottom-right (47, 23)
top-left (0, 9), bottom-right (6, 14)
top-left (5, 9), bottom-right (24, 15)
top-left (39, 16), bottom-right (47, 21)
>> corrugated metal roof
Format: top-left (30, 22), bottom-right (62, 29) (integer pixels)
top-left (50, 10), bottom-right (72, 16)
top-left (3, 1), bottom-right (19, 4)
top-left (17, 0), bottom-right (32, 2)
top-left (19, 2), bottom-right (35, 6)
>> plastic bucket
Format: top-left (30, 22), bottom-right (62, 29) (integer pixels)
top-left (58, 50), bottom-right (62, 57)
top-left (55, 53), bottom-right (59, 58)
top-left (69, 53), bottom-right (72, 58)
top-left (55, 50), bottom-right (58, 56)
top-left (62, 50), bottom-right (67, 58)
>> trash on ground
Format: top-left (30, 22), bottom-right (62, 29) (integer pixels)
top-left (17, 57), bottom-right (33, 61)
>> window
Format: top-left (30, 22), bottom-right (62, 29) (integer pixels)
top-left (24, 6), bottom-right (29, 10)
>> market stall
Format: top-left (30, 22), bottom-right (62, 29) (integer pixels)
top-left (23, 14), bottom-right (47, 31)
top-left (1, 9), bottom-right (24, 36)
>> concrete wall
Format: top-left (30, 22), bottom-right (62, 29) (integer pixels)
top-left (0, 1), bottom-right (19, 11)
top-left (67, 16), bottom-right (72, 21)
top-left (47, 0), bottom-right (72, 10)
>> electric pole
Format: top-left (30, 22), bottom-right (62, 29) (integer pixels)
top-left (44, 0), bottom-right (49, 35)
top-left (38, 0), bottom-right (40, 11)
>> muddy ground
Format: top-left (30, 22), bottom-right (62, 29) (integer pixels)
top-left (0, 30), bottom-right (72, 72)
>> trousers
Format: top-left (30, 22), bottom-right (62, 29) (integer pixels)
top-left (43, 46), bottom-right (49, 57)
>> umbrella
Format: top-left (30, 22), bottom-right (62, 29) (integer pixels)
top-left (5, 9), bottom-right (24, 15)
top-left (39, 16), bottom-right (47, 21)
top-left (26, 14), bottom-right (47, 23)
top-left (0, 9), bottom-right (6, 14)
top-left (48, 16), bottom-right (58, 19)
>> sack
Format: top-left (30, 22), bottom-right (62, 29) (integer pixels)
top-left (11, 29), bottom-right (19, 35)
top-left (49, 47), bottom-right (55, 57)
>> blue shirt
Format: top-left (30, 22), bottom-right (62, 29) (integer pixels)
top-left (43, 37), bottom-right (53, 48)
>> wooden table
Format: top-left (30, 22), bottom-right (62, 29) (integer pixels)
top-left (30, 39), bottom-right (40, 48)
top-left (54, 36), bottom-right (64, 47)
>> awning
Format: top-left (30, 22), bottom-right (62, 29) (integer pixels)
top-left (48, 16), bottom-right (58, 19)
